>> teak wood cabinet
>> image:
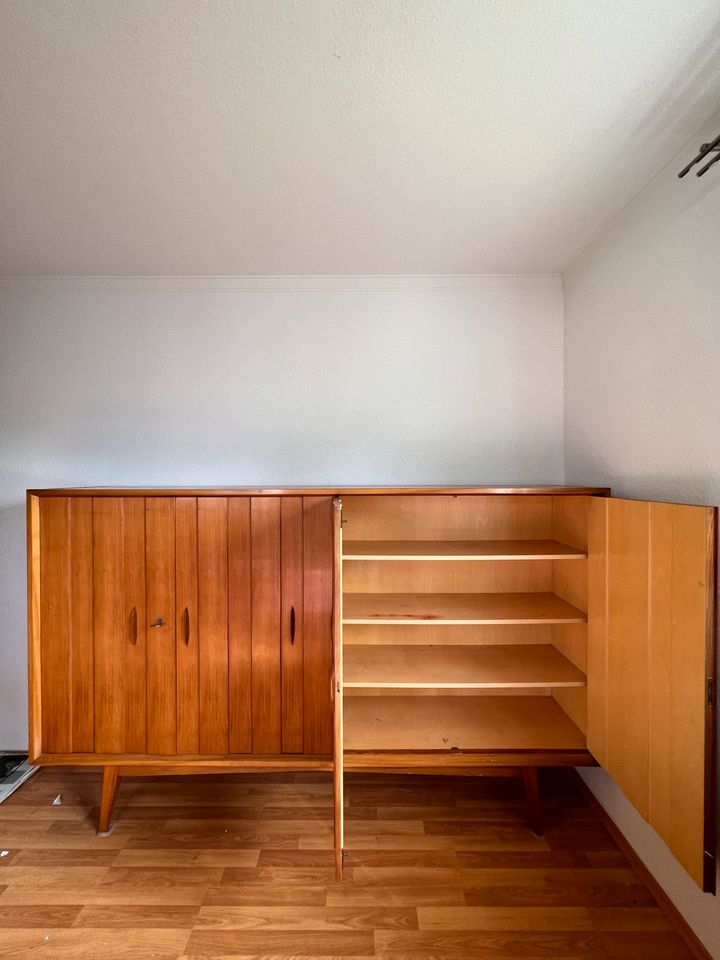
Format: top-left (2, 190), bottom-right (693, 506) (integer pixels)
top-left (27, 486), bottom-right (717, 891)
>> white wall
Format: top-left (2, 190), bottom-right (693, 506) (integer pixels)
top-left (564, 112), bottom-right (720, 957)
top-left (0, 274), bottom-right (564, 748)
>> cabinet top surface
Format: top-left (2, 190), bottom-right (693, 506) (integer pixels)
top-left (27, 485), bottom-right (611, 498)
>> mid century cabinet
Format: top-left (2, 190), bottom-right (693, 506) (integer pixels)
top-left (27, 486), bottom-right (717, 891)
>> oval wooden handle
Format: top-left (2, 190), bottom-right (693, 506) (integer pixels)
top-left (290, 605), bottom-right (296, 645)
top-left (130, 606), bottom-right (138, 645)
top-left (183, 607), bottom-right (190, 646)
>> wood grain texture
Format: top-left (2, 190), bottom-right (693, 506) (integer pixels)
top-left (605, 499), bottom-right (650, 818)
top-left (333, 497), bottom-right (344, 879)
top-left (343, 696), bottom-right (586, 751)
top-left (146, 497), bottom-right (177, 755)
top-left (303, 496), bottom-right (335, 755)
top-left (343, 592), bottom-right (586, 625)
top-left (197, 498), bottom-right (229, 756)
top-left (0, 764), bottom-right (703, 960)
top-left (648, 502), bottom-right (716, 889)
top-left (175, 498), bottom-right (199, 755)
top-left (281, 497), bottom-right (304, 753)
top-left (93, 497), bottom-right (147, 754)
top-left (27, 494), bottom-right (43, 760)
top-left (343, 644), bottom-right (585, 689)
top-left (228, 497), bottom-right (252, 754)
top-left (586, 497), bottom-right (608, 766)
top-left (251, 496), bottom-right (282, 754)
top-left (39, 496), bottom-right (94, 754)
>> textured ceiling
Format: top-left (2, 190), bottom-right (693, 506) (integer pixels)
top-left (1, 0), bottom-right (720, 276)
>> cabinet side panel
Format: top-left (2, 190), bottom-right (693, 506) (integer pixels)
top-left (228, 497), bottom-right (252, 754)
top-left (605, 500), bottom-right (650, 819)
top-left (302, 496), bottom-right (334, 754)
top-left (39, 498), bottom-right (93, 753)
top-left (197, 497), bottom-right (229, 755)
top-left (93, 497), bottom-right (146, 754)
top-left (145, 498), bottom-right (177, 755)
top-left (251, 497), bottom-right (282, 754)
top-left (649, 503), bottom-right (716, 889)
top-left (281, 497), bottom-right (304, 753)
top-left (176, 498), bottom-right (199, 755)
top-left (586, 498), bottom-right (608, 766)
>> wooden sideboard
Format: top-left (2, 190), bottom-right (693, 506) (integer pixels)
top-left (27, 486), bottom-right (717, 890)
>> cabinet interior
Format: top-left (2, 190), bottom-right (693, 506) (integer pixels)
top-left (340, 494), bottom-right (590, 753)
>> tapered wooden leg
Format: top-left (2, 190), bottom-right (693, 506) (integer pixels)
top-left (98, 765), bottom-right (121, 835)
top-left (522, 766), bottom-right (543, 836)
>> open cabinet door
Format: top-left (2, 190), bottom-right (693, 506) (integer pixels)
top-left (587, 497), bottom-right (717, 891)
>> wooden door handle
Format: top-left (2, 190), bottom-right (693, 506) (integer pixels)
top-left (290, 605), bottom-right (296, 645)
top-left (130, 607), bottom-right (138, 645)
top-left (183, 607), bottom-right (190, 646)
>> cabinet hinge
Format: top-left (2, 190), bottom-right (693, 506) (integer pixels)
top-left (708, 677), bottom-right (715, 706)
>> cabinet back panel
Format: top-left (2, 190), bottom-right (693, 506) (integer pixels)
top-left (343, 559), bottom-right (550, 594)
top-left (342, 496), bottom-right (552, 541)
top-left (343, 624), bottom-right (552, 646)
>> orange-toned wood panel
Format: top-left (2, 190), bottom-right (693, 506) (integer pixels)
top-left (175, 497), bottom-right (199, 755)
top-left (343, 559), bottom-right (550, 594)
top-left (605, 499), bottom-right (650, 819)
top-left (341, 495), bottom-right (552, 541)
top-left (39, 497), bottom-right (94, 754)
top-left (281, 497), bottom-right (304, 754)
top-left (93, 497), bottom-right (146, 754)
top-left (228, 497), bottom-right (252, 754)
top-left (197, 498), bottom-right (229, 755)
top-left (648, 501), bottom-right (716, 889)
top-left (145, 498), bottom-right (176, 755)
top-left (251, 497), bottom-right (282, 754)
top-left (302, 496), bottom-right (334, 754)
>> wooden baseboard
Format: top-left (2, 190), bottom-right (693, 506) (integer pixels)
top-left (571, 770), bottom-right (714, 960)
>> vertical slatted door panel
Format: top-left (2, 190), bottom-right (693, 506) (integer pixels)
top-left (648, 502), bottom-right (716, 890)
top-left (302, 496), bottom-right (334, 755)
top-left (93, 497), bottom-right (146, 754)
top-left (251, 497), bottom-right (282, 754)
top-left (281, 497), bottom-right (304, 753)
top-left (176, 497), bottom-right (199, 755)
top-left (228, 497), bottom-right (252, 754)
top-left (145, 498), bottom-right (176, 755)
top-left (39, 497), bottom-right (94, 754)
top-left (197, 497), bottom-right (229, 755)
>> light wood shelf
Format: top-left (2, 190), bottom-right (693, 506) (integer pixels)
top-left (343, 643), bottom-right (585, 689)
top-left (343, 695), bottom-right (587, 751)
top-left (343, 539), bottom-right (586, 560)
top-left (342, 592), bottom-right (587, 625)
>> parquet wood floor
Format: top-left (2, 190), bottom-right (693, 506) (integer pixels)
top-left (0, 767), bottom-right (694, 958)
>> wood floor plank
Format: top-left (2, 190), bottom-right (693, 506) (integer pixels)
top-left (0, 928), bottom-right (190, 959)
top-left (417, 905), bottom-right (674, 931)
top-left (185, 929), bottom-right (374, 956)
top-left (195, 905), bottom-right (418, 930)
top-left (0, 767), bottom-right (699, 960)
top-left (374, 929), bottom-right (693, 958)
